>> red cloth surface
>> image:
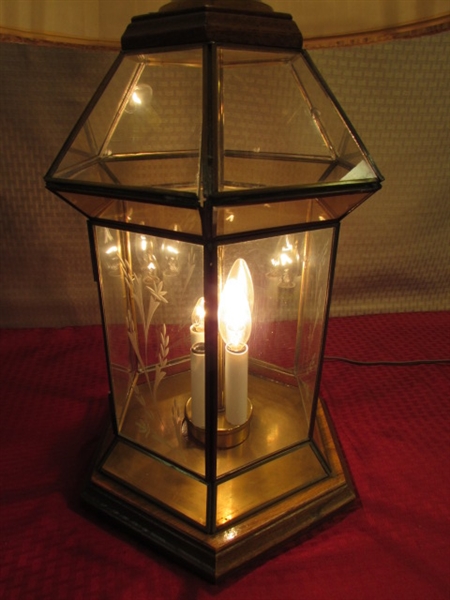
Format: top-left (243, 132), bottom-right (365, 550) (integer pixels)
top-left (1, 313), bottom-right (449, 600)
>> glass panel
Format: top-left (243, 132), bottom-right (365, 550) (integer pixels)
top-left (294, 228), bottom-right (335, 419)
top-left (219, 47), bottom-right (377, 192)
top-left (95, 225), bottom-right (205, 481)
top-left (292, 56), bottom-right (375, 181)
top-left (214, 192), bottom-right (371, 235)
top-left (54, 49), bottom-right (203, 194)
top-left (102, 440), bottom-right (207, 526)
top-left (62, 192), bottom-right (202, 235)
top-left (107, 52), bottom-right (202, 156)
top-left (55, 57), bottom-right (138, 175)
top-left (95, 227), bottom-right (132, 426)
top-left (213, 227), bottom-right (334, 482)
top-left (60, 156), bottom-right (200, 192)
top-left (95, 224), bottom-right (335, 526)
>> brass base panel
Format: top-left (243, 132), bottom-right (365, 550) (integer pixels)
top-left (82, 399), bottom-right (356, 581)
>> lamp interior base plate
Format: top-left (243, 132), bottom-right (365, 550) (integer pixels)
top-left (81, 398), bottom-right (355, 581)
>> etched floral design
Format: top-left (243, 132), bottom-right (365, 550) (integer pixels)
top-left (117, 253), bottom-right (170, 427)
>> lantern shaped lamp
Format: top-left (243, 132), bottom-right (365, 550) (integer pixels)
top-left (45, 0), bottom-right (383, 581)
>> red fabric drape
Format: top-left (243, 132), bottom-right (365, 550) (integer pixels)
top-left (1, 313), bottom-right (449, 599)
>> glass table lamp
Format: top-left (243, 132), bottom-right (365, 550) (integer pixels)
top-left (45, 0), bottom-right (383, 580)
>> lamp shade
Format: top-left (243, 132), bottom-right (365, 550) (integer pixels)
top-left (3, 0), bottom-right (449, 47)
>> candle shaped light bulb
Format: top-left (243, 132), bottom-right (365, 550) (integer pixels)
top-left (161, 239), bottom-right (181, 276)
top-left (219, 258), bottom-right (254, 348)
top-left (190, 297), bottom-right (205, 346)
top-left (104, 229), bottom-right (121, 277)
top-left (218, 280), bottom-right (252, 351)
top-left (219, 259), bottom-right (253, 426)
top-left (272, 235), bottom-right (299, 289)
top-left (135, 234), bottom-right (160, 283)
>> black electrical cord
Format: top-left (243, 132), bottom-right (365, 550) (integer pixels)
top-left (323, 357), bottom-right (450, 367)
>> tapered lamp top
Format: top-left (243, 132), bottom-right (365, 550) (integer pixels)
top-left (159, 0), bottom-right (273, 13)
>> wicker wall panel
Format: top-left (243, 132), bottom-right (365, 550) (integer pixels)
top-left (0, 34), bottom-right (448, 327)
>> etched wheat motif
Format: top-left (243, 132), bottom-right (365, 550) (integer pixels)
top-left (118, 255), bottom-right (169, 403)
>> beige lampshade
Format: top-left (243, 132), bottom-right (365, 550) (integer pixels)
top-left (0, 0), bottom-right (449, 48)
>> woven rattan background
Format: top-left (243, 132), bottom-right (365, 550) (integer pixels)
top-left (0, 33), bottom-right (449, 327)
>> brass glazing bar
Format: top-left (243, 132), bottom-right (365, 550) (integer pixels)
top-left (105, 150), bottom-right (199, 160)
top-left (217, 48), bottom-right (225, 193)
top-left (222, 56), bottom-right (295, 68)
top-left (202, 43), bottom-right (220, 532)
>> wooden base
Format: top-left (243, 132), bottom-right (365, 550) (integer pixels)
top-left (82, 399), bottom-right (355, 581)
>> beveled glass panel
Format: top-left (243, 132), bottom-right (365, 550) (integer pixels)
top-left (59, 156), bottom-right (200, 192)
top-left (107, 51), bottom-right (203, 156)
top-left (222, 156), bottom-right (332, 190)
top-left (62, 192), bottom-right (202, 234)
top-left (55, 57), bottom-right (138, 175)
top-left (215, 227), bottom-right (334, 479)
top-left (96, 156), bottom-right (199, 191)
top-left (214, 191), bottom-right (371, 235)
top-left (99, 200), bottom-right (202, 234)
top-left (95, 225), bottom-right (205, 476)
top-left (96, 227), bottom-right (132, 426)
top-left (294, 227), bottom-right (335, 419)
top-left (53, 48), bottom-right (203, 194)
top-left (220, 48), bottom-right (329, 158)
top-left (219, 47), bottom-right (378, 192)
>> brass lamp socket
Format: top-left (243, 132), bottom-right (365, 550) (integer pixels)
top-left (185, 397), bottom-right (253, 448)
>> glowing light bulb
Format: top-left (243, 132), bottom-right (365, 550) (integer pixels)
top-left (219, 259), bottom-right (253, 426)
top-left (147, 261), bottom-right (157, 275)
top-left (161, 240), bottom-right (181, 276)
top-left (125, 84), bottom-right (153, 114)
top-left (219, 280), bottom-right (251, 351)
top-left (104, 243), bottom-right (121, 277)
top-left (280, 239), bottom-right (294, 267)
top-left (190, 297), bottom-right (205, 346)
top-left (270, 235), bottom-right (300, 290)
top-left (131, 91), bottom-right (142, 105)
top-left (191, 297), bottom-right (205, 331)
top-left (219, 258), bottom-right (253, 351)
top-left (135, 234), bottom-right (159, 282)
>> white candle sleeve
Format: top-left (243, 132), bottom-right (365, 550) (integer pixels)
top-left (190, 324), bottom-right (204, 346)
top-left (190, 343), bottom-right (205, 428)
top-left (224, 344), bottom-right (248, 426)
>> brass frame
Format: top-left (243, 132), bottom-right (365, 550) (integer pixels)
top-left (82, 398), bottom-right (355, 581)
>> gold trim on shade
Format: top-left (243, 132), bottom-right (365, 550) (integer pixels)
top-left (0, 26), bottom-right (120, 50)
top-left (305, 14), bottom-right (450, 49)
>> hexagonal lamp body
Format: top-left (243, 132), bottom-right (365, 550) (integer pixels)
top-left (45, 0), bottom-right (383, 581)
